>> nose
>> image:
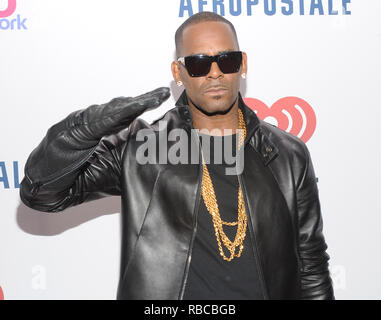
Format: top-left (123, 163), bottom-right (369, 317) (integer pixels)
top-left (207, 61), bottom-right (223, 79)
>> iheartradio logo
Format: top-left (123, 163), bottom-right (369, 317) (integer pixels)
top-left (244, 97), bottom-right (316, 143)
top-left (0, 0), bottom-right (16, 18)
top-left (0, 0), bottom-right (27, 30)
top-left (0, 285), bottom-right (4, 300)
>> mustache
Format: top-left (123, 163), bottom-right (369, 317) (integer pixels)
top-left (203, 84), bottom-right (229, 92)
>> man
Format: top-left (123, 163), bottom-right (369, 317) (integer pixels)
top-left (20, 12), bottom-right (334, 300)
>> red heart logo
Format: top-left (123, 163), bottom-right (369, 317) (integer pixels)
top-left (0, 285), bottom-right (4, 300)
top-left (0, 0), bottom-right (17, 18)
top-left (243, 97), bottom-right (316, 143)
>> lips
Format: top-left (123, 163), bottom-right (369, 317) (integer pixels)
top-left (204, 86), bottom-right (228, 95)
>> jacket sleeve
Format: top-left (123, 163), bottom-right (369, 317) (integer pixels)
top-left (19, 117), bottom-right (130, 213)
top-left (296, 143), bottom-right (335, 300)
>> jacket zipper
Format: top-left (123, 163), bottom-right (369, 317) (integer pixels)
top-left (236, 138), bottom-right (270, 299)
top-left (296, 238), bottom-right (304, 274)
top-left (237, 173), bottom-right (269, 300)
top-left (29, 145), bottom-right (99, 189)
top-left (178, 129), bottom-right (203, 300)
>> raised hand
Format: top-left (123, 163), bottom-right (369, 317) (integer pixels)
top-left (64, 87), bottom-right (171, 142)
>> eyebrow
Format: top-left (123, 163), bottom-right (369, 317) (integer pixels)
top-left (187, 49), bottom-right (236, 56)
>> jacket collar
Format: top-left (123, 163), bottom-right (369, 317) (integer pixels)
top-left (175, 90), bottom-right (279, 166)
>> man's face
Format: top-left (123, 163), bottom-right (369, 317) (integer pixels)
top-left (172, 21), bottom-right (247, 114)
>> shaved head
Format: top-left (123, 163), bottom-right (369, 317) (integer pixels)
top-left (175, 11), bottom-right (239, 57)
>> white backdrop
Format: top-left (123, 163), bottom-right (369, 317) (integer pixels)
top-left (1, 0), bottom-right (380, 299)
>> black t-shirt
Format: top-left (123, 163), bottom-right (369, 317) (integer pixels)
top-left (183, 132), bottom-right (264, 300)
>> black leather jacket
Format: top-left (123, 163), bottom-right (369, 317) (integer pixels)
top-left (20, 90), bottom-right (334, 300)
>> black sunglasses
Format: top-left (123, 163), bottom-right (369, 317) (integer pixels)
top-left (177, 51), bottom-right (242, 77)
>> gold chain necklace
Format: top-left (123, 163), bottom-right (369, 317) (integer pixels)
top-left (199, 108), bottom-right (247, 262)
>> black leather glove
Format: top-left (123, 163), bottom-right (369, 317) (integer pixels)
top-left (50, 86), bottom-right (171, 147)
top-left (20, 87), bottom-right (170, 210)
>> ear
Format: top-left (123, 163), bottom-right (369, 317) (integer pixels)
top-left (171, 60), bottom-right (182, 84)
top-left (241, 51), bottom-right (248, 76)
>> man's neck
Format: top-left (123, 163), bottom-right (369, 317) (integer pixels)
top-left (188, 99), bottom-right (240, 136)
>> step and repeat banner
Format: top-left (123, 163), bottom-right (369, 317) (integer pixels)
top-left (1, 0), bottom-right (380, 300)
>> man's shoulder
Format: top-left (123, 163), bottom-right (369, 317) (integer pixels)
top-left (257, 119), bottom-right (310, 162)
top-left (257, 120), bottom-right (317, 188)
top-left (128, 106), bottom-right (180, 134)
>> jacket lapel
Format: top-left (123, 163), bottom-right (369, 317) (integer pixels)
top-left (238, 97), bottom-right (299, 298)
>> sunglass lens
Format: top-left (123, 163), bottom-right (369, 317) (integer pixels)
top-left (218, 52), bottom-right (242, 74)
top-left (184, 55), bottom-right (211, 77)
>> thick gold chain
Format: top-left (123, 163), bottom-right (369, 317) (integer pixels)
top-left (200, 108), bottom-right (247, 262)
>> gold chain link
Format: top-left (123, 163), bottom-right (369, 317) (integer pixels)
top-left (200, 108), bottom-right (247, 262)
